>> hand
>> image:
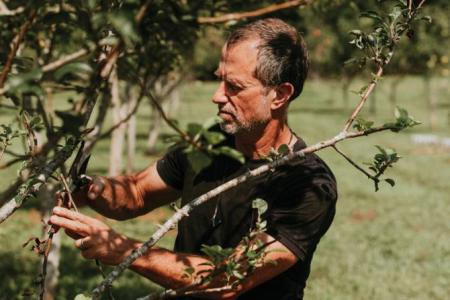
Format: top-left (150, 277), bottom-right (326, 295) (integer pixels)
top-left (49, 207), bottom-right (140, 265)
top-left (86, 175), bottom-right (105, 200)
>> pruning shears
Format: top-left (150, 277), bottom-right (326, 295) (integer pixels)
top-left (67, 140), bottom-right (92, 192)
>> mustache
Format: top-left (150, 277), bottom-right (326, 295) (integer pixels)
top-left (218, 105), bottom-right (235, 115)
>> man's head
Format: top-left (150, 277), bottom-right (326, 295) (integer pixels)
top-left (213, 18), bottom-right (308, 135)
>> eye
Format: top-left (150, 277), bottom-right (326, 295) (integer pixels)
top-left (225, 81), bottom-right (242, 93)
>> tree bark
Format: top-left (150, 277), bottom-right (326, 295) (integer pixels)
top-left (39, 183), bottom-right (60, 300)
top-left (126, 85), bottom-right (137, 174)
top-left (108, 67), bottom-right (126, 176)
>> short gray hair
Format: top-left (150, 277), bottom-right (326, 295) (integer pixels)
top-left (226, 18), bottom-right (309, 101)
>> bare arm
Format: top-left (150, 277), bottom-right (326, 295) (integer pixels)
top-left (49, 207), bottom-right (297, 299)
top-left (79, 163), bottom-right (180, 220)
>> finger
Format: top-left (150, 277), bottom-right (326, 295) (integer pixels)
top-left (49, 215), bottom-right (90, 235)
top-left (87, 176), bottom-right (105, 200)
top-left (52, 207), bottom-right (97, 225)
top-left (75, 236), bottom-right (92, 250)
top-left (65, 228), bottom-right (83, 240)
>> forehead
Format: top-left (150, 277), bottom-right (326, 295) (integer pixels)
top-left (217, 39), bottom-right (260, 80)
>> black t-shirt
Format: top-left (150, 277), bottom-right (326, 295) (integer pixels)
top-left (156, 135), bottom-right (337, 300)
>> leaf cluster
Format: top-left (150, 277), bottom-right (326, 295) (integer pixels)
top-left (167, 117), bottom-right (244, 174)
top-left (383, 106), bottom-right (421, 132)
top-left (183, 199), bottom-right (270, 288)
top-left (364, 145), bottom-right (400, 191)
top-left (348, 0), bottom-right (432, 67)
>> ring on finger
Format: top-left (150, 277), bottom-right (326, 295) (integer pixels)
top-left (79, 239), bottom-right (87, 250)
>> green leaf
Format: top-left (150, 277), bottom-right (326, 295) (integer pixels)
top-left (186, 149), bottom-right (212, 174)
top-left (353, 118), bottom-right (374, 131)
top-left (215, 146), bottom-right (245, 164)
top-left (252, 198), bottom-right (268, 215)
top-left (74, 294), bottom-right (92, 300)
top-left (53, 62), bottom-right (93, 81)
top-left (202, 116), bottom-right (222, 130)
top-left (420, 16), bottom-right (432, 23)
top-left (203, 131), bottom-right (226, 145)
top-left (385, 178), bottom-right (395, 187)
top-left (360, 11), bottom-right (384, 22)
top-left (186, 123), bottom-right (202, 138)
top-left (349, 30), bottom-right (362, 36)
top-left (107, 11), bottom-right (140, 46)
top-left (277, 144), bottom-right (290, 156)
top-left (8, 68), bottom-right (43, 96)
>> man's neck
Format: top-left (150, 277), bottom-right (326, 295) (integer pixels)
top-left (234, 120), bottom-right (294, 160)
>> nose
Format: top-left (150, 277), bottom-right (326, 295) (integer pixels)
top-left (212, 81), bottom-right (228, 105)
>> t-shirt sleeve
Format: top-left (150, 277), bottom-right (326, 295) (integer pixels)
top-left (156, 147), bottom-right (188, 190)
top-left (265, 162), bottom-right (337, 261)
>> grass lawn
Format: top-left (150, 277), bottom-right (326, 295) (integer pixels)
top-left (0, 76), bottom-right (449, 299)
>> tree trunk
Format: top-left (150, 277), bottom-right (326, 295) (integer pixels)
top-left (146, 104), bottom-right (163, 154)
top-left (39, 183), bottom-right (60, 300)
top-left (108, 67), bottom-right (126, 176)
top-left (126, 85), bottom-right (136, 174)
top-left (84, 86), bottom-right (111, 154)
top-left (166, 85), bottom-right (181, 117)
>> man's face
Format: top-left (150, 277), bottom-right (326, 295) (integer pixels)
top-left (212, 39), bottom-right (273, 135)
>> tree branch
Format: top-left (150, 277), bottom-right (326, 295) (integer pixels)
top-left (0, 1), bottom-right (24, 16)
top-left (97, 91), bottom-right (144, 140)
top-left (343, 66), bottom-right (383, 132)
top-left (91, 124), bottom-right (396, 298)
top-left (197, 0), bottom-right (312, 24)
top-left (332, 145), bottom-right (375, 180)
top-left (0, 8), bottom-right (37, 89)
top-left (42, 48), bottom-right (91, 73)
top-left (144, 86), bottom-right (201, 150)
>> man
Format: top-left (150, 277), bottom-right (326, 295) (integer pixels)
top-left (50, 18), bottom-right (337, 299)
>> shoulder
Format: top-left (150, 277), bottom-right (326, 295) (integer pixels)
top-left (269, 137), bottom-right (337, 204)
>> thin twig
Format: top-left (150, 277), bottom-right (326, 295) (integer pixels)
top-left (332, 145), bottom-right (375, 180)
top-left (0, 8), bottom-right (37, 88)
top-left (342, 67), bottom-right (383, 132)
top-left (97, 92), bottom-right (144, 139)
top-left (58, 174), bottom-right (78, 212)
top-left (42, 48), bottom-right (91, 73)
top-left (141, 240), bottom-right (274, 300)
top-left (135, 0), bottom-right (153, 23)
top-left (145, 88), bottom-right (201, 150)
top-left (0, 156), bottom-right (28, 169)
top-left (197, 0), bottom-right (312, 24)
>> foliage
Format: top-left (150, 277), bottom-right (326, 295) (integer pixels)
top-left (0, 0), bottom-right (440, 299)
top-left (182, 198), bottom-right (270, 291)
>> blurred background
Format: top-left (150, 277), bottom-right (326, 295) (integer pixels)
top-left (0, 0), bottom-right (448, 299)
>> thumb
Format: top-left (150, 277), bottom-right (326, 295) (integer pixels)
top-left (87, 176), bottom-right (105, 200)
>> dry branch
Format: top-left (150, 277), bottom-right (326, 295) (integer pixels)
top-left (197, 0), bottom-right (312, 24)
top-left (0, 8), bottom-right (37, 88)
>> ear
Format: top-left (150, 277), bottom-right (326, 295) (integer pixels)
top-left (270, 82), bottom-right (294, 110)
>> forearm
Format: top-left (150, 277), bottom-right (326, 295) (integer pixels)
top-left (130, 245), bottom-right (211, 290)
top-left (128, 245), bottom-right (244, 299)
top-left (85, 175), bottom-right (146, 220)
top-left (79, 163), bottom-right (179, 220)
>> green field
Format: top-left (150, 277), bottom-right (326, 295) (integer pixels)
top-left (0, 76), bottom-right (449, 299)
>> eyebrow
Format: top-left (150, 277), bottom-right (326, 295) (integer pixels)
top-left (214, 70), bottom-right (245, 87)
